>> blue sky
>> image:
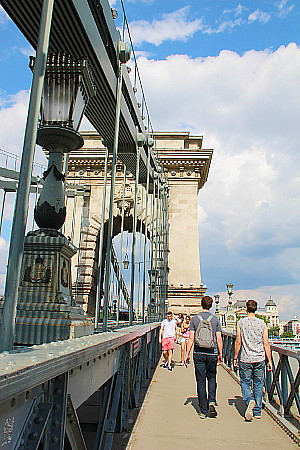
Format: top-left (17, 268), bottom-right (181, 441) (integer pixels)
top-left (0, 1), bottom-right (300, 320)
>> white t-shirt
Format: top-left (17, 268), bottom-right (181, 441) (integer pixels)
top-left (239, 316), bottom-right (266, 363)
top-left (161, 318), bottom-right (177, 338)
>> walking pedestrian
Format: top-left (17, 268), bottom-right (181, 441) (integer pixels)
top-left (160, 311), bottom-right (177, 371)
top-left (178, 315), bottom-right (190, 365)
top-left (176, 312), bottom-right (184, 342)
top-left (185, 296), bottom-right (223, 418)
top-left (234, 299), bottom-right (272, 421)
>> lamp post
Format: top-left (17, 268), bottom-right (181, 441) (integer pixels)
top-left (226, 283), bottom-right (236, 332)
top-left (8, 52), bottom-right (96, 345)
top-left (214, 294), bottom-right (220, 315)
top-left (148, 268), bottom-right (158, 322)
top-left (226, 283), bottom-right (234, 310)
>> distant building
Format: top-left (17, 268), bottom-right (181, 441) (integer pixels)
top-left (284, 316), bottom-right (300, 336)
top-left (279, 321), bottom-right (287, 335)
top-left (218, 296), bottom-right (279, 331)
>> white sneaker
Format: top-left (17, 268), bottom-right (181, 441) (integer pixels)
top-left (245, 400), bottom-right (255, 421)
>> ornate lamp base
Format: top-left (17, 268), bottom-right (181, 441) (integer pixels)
top-left (0, 229), bottom-right (94, 345)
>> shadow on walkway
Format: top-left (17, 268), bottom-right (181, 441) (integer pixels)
top-left (228, 395), bottom-right (246, 417)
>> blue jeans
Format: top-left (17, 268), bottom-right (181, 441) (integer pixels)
top-left (239, 361), bottom-right (265, 416)
top-left (193, 353), bottom-right (218, 414)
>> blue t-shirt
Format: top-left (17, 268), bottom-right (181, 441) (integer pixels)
top-left (190, 312), bottom-right (221, 355)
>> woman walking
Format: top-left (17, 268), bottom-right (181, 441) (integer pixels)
top-left (179, 315), bottom-right (190, 365)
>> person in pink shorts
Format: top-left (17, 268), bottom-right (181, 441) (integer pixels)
top-left (159, 311), bottom-right (177, 371)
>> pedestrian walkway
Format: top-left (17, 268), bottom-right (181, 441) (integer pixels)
top-left (127, 345), bottom-right (297, 449)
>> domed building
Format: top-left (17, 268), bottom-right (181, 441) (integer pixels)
top-left (264, 296), bottom-right (279, 328)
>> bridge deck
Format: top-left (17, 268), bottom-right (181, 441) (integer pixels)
top-left (127, 345), bottom-right (297, 449)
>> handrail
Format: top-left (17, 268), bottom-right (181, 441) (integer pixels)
top-left (0, 323), bottom-right (161, 449)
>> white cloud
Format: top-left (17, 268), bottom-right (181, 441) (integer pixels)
top-left (277, 0), bottom-right (295, 17)
top-left (204, 18), bottom-right (244, 34)
top-left (128, 7), bottom-right (203, 46)
top-left (248, 9), bottom-right (271, 23)
top-left (223, 4), bottom-right (248, 17)
top-left (18, 46), bottom-right (35, 57)
top-left (135, 43), bottom-right (300, 317)
top-left (0, 90), bottom-right (47, 166)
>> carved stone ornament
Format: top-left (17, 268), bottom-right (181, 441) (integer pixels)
top-left (34, 201), bottom-right (66, 230)
top-left (23, 256), bottom-right (51, 284)
top-left (61, 260), bottom-right (69, 288)
top-left (43, 164), bottom-right (65, 182)
top-left (114, 182), bottom-right (134, 215)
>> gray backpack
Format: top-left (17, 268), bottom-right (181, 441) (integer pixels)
top-left (194, 314), bottom-right (214, 348)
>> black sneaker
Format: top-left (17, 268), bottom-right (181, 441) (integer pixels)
top-left (208, 403), bottom-right (217, 418)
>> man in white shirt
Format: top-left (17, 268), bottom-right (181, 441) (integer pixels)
top-left (234, 299), bottom-right (272, 421)
top-left (159, 311), bottom-right (177, 371)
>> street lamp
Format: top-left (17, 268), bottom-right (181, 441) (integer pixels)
top-left (30, 52), bottom-right (96, 229)
top-left (226, 283), bottom-right (234, 308)
top-left (214, 294), bottom-right (220, 315)
top-left (123, 253), bottom-right (129, 269)
top-left (13, 52), bottom-right (96, 345)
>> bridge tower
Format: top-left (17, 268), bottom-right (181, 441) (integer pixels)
top-left (65, 131), bottom-right (212, 317)
top-left (155, 132), bottom-right (213, 315)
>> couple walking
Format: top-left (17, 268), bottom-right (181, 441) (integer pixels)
top-left (160, 296), bottom-right (272, 421)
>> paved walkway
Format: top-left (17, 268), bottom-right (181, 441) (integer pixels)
top-left (127, 345), bottom-right (297, 449)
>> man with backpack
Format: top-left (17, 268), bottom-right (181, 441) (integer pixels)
top-left (185, 296), bottom-right (223, 419)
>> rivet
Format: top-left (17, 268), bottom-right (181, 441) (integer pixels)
top-left (53, 404), bottom-right (61, 411)
top-left (51, 436), bottom-right (58, 444)
top-left (54, 388), bottom-right (62, 395)
top-left (34, 416), bottom-right (43, 424)
top-left (52, 420), bottom-right (60, 427)
top-left (29, 432), bottom-right (38, 440)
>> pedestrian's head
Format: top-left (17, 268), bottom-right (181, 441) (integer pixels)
top-left (201, 296), bottom-right (213, 310)
top-left (178, 313), bottom-right (183, 318)
top-left (167, 311), bottom-right (173, 320)
top-left (246, 299), bottom-right (257, 313)
top-left (185, 315), bottom-right (190, 322)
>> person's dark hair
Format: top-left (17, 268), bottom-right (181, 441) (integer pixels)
top-left (167, 311), bottom-right (173, 316)
top-left (201, 296), bottom-right (213, 310)
top-left (246, 299), bottom-right (257, 313)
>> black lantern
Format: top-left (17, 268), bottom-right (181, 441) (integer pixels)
top-left (31, 52), bottom-right (96, 230)
top-left (31, 52), bottom-right (96, 152)
top-left (123, 254), bottom-right (129, 269)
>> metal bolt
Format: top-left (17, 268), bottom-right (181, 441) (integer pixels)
top-left (51, 436), bottom-right (58, 444)
top-left (29, 432), bottom-right (38, 440)
top-left (52, 420), bottom-right (59, 427)
top-left (54, 388), bottom-right (62, 395)
top-left (34, 416), bottom-right (43, 424)
top-left (53, 404), bottom-right (61, 411)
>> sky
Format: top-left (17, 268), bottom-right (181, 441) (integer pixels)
top-left (0, 1), bottom-right (300, 320)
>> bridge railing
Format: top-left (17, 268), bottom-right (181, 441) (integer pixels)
top-left (222, 331), bottom-right (300, 428)
top-left (0, 323), bottom-right (161, 449)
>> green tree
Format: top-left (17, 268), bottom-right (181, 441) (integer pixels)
top-left (280, 331), bottom-right (294, 338)
top-left (268, 326), bottom-right (280, 337)
top-left (255, 314), bottom-right (270, 326)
